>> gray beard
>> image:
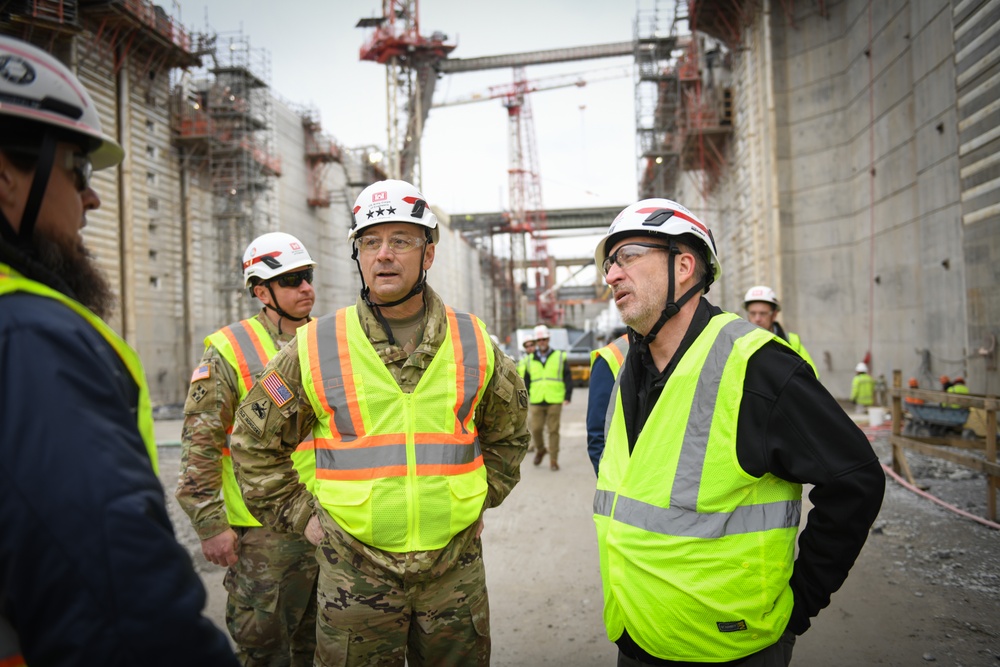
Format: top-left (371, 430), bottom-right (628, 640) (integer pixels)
top-left (34, 231), bottom-right (116, 320)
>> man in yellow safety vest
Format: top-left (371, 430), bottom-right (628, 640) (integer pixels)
top-left (743, 284), bottom-right (818, 377)
top-left (524, 323), bottom-right (573, 470)
top-left (0, 35), bottom-right (236, 666)
top-left (230, 179), bottom-right (529, 666)
top-left (591, 198), bottom-right (884, 666)
top-left (176, 232), bottom-right (320, 665)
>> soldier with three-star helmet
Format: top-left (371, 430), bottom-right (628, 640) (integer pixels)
top-left (230, 179), bottom-right (529, 666)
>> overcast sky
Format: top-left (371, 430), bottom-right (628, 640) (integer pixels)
top-left (172, 0), bottom-right (640, 235)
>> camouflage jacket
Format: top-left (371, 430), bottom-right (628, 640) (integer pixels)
top-left (175, 310), bottom-right (295, 541)
top-left (230, 286), bottom-right (530, 549)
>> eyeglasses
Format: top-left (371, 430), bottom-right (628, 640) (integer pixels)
top-left (602, 242), bottom-right (671, 275)
top-left (272, 268), bottom-right (313, 288)
top-left (355, 234), bottom-right (426, 255)
top-left (66, 153), bottom-right (92, 192)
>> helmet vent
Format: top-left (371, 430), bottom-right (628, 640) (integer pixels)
top-left (642, 209), bottom-right (676, 227)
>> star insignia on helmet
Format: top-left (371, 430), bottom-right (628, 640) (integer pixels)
top-left (386, 206), bottom-right (396, 215)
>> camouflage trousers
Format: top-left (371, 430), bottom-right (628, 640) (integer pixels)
top-left (224, 526), bottom-right (319, 667)
top-left (313, 513), bottom-right (490, 667)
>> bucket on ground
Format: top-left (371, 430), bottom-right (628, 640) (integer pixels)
top-left (867, 406), bottom-right (885, 425)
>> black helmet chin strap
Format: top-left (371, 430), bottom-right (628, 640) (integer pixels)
top-left (262, 282), bottom-right (308, 335)
top-left (351, 230), bottom-right (431, 346)
top-left (628, 240), bottom-right (708, 348)
top-left (0, 133), bottom-right (57, 250)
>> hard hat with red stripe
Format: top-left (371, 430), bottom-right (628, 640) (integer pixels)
top-left (594, 198), bottom-right (721, 290)
top-left (242, 232), bottom-right (315, 288)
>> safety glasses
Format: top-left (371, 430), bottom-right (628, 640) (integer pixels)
top-left (66, 152), bottom-right (92, 192)
top-left (272, 268), bottom-right (313, 288)
top-left (602, 242), bottom-right (671, 275)
top-left (355, 234), bottom-right (426, 255)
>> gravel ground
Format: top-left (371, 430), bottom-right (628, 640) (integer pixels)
top-left (153, 412), bottom-right (1000, 666)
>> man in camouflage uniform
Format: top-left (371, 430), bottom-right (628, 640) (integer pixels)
top-left (176, 232), bottom-right (319, 666)
top-left (230, 179), bottom-right (529, 667)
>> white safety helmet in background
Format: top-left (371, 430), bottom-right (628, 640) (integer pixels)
top-left (855, 362), bottom-right (869, 373)
top-left (0, 35), bottom-right (123, 169)
top-left (242, 232), bottom-right (315, 288)
top-left (533, 324), bottom-right (550, 340)
top-left (349, 179), bottom-right (439, 244)
top-left (594, 198), bottom-right (721, 290)
top-left (744, 285), bottom-right (780, 311)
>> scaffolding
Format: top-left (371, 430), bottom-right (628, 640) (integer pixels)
top-left (171, 29), bottom-right (280, 323)
top-left (635, 0), bottom-right (681, 199)
top-left (634, 0), bottom-right (734, 200)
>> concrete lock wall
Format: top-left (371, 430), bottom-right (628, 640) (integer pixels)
top-left (676, 0), bottom-right (999, 400)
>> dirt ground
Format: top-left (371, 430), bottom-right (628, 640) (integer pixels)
top-left (155, 390), bottom-right (1000, 666)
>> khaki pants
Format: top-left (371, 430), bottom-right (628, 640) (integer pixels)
top-left (529, 402), bottom-right (562, 463)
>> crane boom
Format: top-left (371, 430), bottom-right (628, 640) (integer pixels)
top-left (437, 41), bottom-right (635, 73)
top-left (432, 67), bottom-right (630, 108)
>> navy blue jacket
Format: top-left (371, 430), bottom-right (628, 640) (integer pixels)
top-left (585, 356), bottom-right (615, 476)
top-left (0, 288), bottom-right (237, 666)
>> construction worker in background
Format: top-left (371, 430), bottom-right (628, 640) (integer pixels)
top-left (176, 232), bottom-right (319, 665)
top-left (946, 376), bottom-right (970, 409)
top-left (516, 335), bottom-right (535, 377)
top-left (586, 332), bottom-right (629, 476)
top-left (592, 198), bottom-right (884, 666)
top-left (229, 179), bottom-right (529, 666)
top-left (939, 374), bottom-right (953, 391)
top-left (0, 35), bottom-right (237, 666)
top-left (904, 377), bottom-right (925, 406)
top-left (743, 285), bottom-right (818, 376)
top-left (851, 362), bottom-right (875, 413)
top-left (524, 323), bottom-right (573, 470)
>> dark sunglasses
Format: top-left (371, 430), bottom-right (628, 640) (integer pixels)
top-left (272, 268), bottom-right (313, 288)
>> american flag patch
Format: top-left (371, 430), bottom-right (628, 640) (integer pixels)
top-left (190, 363), bottom-right (211, 382)
top-left (261, 371), bottom-right (293, 407)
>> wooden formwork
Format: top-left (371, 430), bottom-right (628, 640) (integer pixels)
top-left (889, 370), bottom-right (1000, 522)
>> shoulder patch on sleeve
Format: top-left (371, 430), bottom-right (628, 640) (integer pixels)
top-left (260, 370), bottom-right (293, 407)
top-left (184, 358), bottom-right (221, 414)
top-left (190, 362), bottom-right (211, 382)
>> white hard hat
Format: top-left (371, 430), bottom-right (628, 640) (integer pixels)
top-left (594, 198), bottom-right (721, 290)
top-left (349, 179), bottom-right (439, 244)
top-left (855, 362), bottom-right (868, 373)
top-left (242, 232), bottom-right (315, 288)
top-left (744, 285), bottom-right (780, 311)
top-left (0, 35), bottom-right (123, 170)
top-left (533, 324), bottom-right (550, 340)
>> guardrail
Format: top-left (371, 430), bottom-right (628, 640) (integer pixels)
top-left (889, 369), bottom-right (999, 521)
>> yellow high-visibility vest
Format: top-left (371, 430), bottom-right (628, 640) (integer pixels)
top-left (527, 350), bottom-right (567, 404)
top-left (590, 335), bottom-right (629, 377)
top-left (594, 313), bottom-right (801, 662)
top-left (206, 317), bottom-right (315, 527)
top-left (300, 305), bottom-right (494, 552)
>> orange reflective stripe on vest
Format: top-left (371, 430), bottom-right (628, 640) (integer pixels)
top-left (214, 319), bottom-right (273, 397)
top-left (308, 307), bottom-right (488, 481)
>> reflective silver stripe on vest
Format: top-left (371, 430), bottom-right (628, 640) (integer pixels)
top-left (318, 439), bottom-right (482, 471)
top-left (314, 309), bottom-right (485, 472)
top-left (453, 310), bottom-right (483, 432)
top-left (316, 312), bottom-right (358, 442)
top-left (228, 320), bottom-right (268, 381)
top-left (595, 317), bottom-right (801, 537)
top-left (613, 495), bottom-right (800, 538)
